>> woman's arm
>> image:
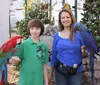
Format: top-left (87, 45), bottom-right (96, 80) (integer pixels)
top-left (43, 64), bottom-right (48, 85)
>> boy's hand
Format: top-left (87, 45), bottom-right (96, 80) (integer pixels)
top-left (48, 76), bottom-right (52, 85)
top-left (9, 56), bottom-right (20, 64)
top-left (44, 82), bottom-right (48, 85)
top-left (48, 67), bottom-right (54, 85)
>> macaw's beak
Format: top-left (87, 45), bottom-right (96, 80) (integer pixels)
top-left (16, 38), bottom-right (23, 45)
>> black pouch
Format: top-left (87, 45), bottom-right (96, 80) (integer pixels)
top-left (54, 59), bottom-right (81, 76)
top-left (57, 63), bottom-right (72, 76)
top-left (70, 67), bottom-right (77, 75)
top-left (54, 59), bottom-right (60, 69)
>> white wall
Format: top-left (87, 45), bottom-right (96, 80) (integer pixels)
top-left (10, 0), bottom-right (24, 29)
top-left (0, 0), bottom-right (10, 46)
top-left (77, 0), bottom-right (84, 22)
top-left (52, 0), bottom-right (85, 25)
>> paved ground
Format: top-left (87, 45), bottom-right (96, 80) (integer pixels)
top-left (6, 64), bottom-right (18, 85)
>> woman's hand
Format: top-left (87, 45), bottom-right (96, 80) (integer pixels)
top-left (81, 45), bottom-right (86, 57)
top-left (9, 56), bottom-right (20, 64)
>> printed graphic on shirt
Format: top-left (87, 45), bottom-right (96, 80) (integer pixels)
top-left (37, 45), bottom-right (45, 63)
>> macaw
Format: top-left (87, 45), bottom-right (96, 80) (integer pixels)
top-left (0, 35), bottom-right (23, 85)
top-left (74, 23), bottom-right (100, 85)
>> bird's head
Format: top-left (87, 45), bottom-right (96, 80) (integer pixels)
top-left (74, 23), bottom-right (88, 32)
top-left (0, 36), bottom-right (23, 53)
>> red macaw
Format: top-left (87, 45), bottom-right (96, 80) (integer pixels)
top-left (0, 36), bottom-right (23, 55)
top-left (0, 35), bottom-right (23, 85)
top-left (0, 35), bottom-right (23, 67)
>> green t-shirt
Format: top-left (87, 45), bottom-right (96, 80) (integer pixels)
top-left (15, 37), bottom-right (49, 85)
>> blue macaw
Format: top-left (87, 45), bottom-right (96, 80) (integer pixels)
top-left (74, 22), bottom-right (100, 85)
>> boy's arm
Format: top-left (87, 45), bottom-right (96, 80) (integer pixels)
top-left (48, 67), bottom-right (54, 85)
top-left (43, 44), bottom-right (49, 85)
top-left (43, 64), bottom-right (48, 85)
top-left (48, 33), bottom-right (58, 85)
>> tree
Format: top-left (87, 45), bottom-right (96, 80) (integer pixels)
top-left (16, 2), bottom-right (51, 38)
top-left (81, 0), bottom-right (100, 46)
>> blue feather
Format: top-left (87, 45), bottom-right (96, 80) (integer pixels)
top-left (0, 51), bottom-right (13, 69)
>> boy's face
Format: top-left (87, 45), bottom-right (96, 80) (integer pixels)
top-left (30, 27), bottom-right (41, 38)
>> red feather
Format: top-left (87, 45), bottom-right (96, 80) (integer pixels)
top-left (0, 36), bottom-right (23, 53)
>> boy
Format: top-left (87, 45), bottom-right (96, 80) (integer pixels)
top-left (9, 19), bottom-right (49, 85)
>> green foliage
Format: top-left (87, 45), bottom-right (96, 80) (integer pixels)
top-left (16, 3), bottom-right (51, 38)
top-left (16, 19), bottom-right (29, 38)
top-left (81, 0), bottom-right (100, 47)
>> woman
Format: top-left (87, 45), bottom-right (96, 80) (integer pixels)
top-left (48, 9), bottom-right (86, 85)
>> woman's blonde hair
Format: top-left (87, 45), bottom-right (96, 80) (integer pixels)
top-left (58, 9), bottom-right (76, 41)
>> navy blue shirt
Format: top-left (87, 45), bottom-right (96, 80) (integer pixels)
top-left (51, 31), bottom-right (84, 72)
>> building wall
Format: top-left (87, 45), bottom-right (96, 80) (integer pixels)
top-left (0, 0), bottom-right (9, 46)
top-left (52, 0), bottom-right (85, 25)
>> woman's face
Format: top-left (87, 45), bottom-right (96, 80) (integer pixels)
top-left (30, 27), bottom-right (41, 38)
top-left (60, 11), bottom-right (72, 28)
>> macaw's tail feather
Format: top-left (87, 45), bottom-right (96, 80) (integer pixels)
top-left (90, 55), bottom-right (94, 85)
top-left (0, 71), bottom-right (4, 85)
top-left (4, 65), bottom-right (8, 83)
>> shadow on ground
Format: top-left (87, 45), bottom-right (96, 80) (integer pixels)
top-left (5, 82), bottom-right (17, 85)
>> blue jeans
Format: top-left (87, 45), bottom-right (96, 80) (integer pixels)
top-left (55, 70), bottom-right (82, 85)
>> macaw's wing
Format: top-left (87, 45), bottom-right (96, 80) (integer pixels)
top-left (80, 31), bottom-right (95, 85)
top-left (0, 52), bottom-right (8, 59)
top-left (0, 51), bottom-right (13, 68)
top-left (89, 33), bottom-right (99, 54)
top-left (0, 35), bottom-right (23, 53)
top-left (74, 22), bottom-right (99, 54)
top-left (0, 45), bottom-right (20, 68)
top-left (0, 49), bottom-right (16, 59)
top-left (81, 31), bottom-right (91, 50)
top-left (82, 31), bottom-right (100, 85)
top-left (81, 31), bottom-right (99, 54)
